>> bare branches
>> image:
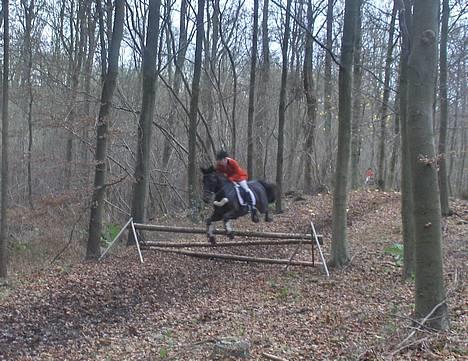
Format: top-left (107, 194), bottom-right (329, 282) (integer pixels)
top-left (270, 0), bottom-right (342, 67)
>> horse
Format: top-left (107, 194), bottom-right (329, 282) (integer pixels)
top-left (200, 166), bottom-right (276, 244)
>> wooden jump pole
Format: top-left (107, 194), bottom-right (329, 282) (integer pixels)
top-left (142, 239), bottom-right (314, 248)
top-left (150, 247), bottom-right (321, 267)
top-left (133, 223), bottom-right (321, 241)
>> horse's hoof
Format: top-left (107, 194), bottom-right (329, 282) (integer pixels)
top-left (208, 236), bottom-right (216, 244)
top-left (265, 216), bottom-right (273, 222)
top-left (252, 214), bottom-right (260, 223)
top-left (227, 232), bottom-right (235, 240)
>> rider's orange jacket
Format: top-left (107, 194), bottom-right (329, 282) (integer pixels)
top-left (216, 158), bottom-right (248, 182)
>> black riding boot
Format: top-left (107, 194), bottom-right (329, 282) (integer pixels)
top-left (246, 193), bottom-right (259, 223)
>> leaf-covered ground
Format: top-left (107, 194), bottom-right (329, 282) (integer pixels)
top-left (1, 191), bottom-right (466, 360)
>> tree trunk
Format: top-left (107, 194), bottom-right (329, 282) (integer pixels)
top-left (351, 6), bottom-right (363, 190)
top-left (65, 1), bottom-right (86, 190)
top-left (0, 0), bottom-right (9, 279)
top-left (438, 0), bottom-right (450, 216)
top-left (254, 0), bottom-right (270, 179)
top-left (200, 0), bottom-right (217, 158)
top-left (407, 0), bottom-right (449, 330)
top-left (128, 0), bottom-right (161, 244)
top-left (303, 0), bottom-right (317, 195)
top-left (398, 0), bottom-right (415, 281)
top-left (388, 91), bottom-right (400, 190)
top-left (161, 0), bottom-right (187, 172)
top-left (275, 0), bottom-right (292, 213)
top-left (377, 3), bottom-right (397, 190)
top-left (247, 0), bottom-right (259, 177)
top-left (82, 0), bottom-right (97, 172)
top-left (21, 0), bottom-right (35, 208)
top-left (322, 0), bottom-right (333, 182)
top-left (187, 0), bottom-right (205, 210)
top-left (330, 0), bottom-right (360, 268)
top-left (86, 0), bottom-right (125, 259)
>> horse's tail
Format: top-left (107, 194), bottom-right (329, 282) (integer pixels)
top-left (257, 180), bottom-right (276, 203)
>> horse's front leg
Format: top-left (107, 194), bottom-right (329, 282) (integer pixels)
top-left (206, 211), bottom-right (222, 244)
top-left (223, 211), bottom-right (237, 240)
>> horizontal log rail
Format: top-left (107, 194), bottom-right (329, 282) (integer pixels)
top-left (142, 239), bottom-right (314, 248)
top-left (133, 223), bottom-right (322, 242)
top-left (149, 247), bottom-right (321, 267)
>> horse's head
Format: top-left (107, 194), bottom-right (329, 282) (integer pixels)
top-left (200, 166), bottom-right (222, 203)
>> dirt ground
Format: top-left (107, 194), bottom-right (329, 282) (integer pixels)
top-left (0, 191), bottom-right (466, 360)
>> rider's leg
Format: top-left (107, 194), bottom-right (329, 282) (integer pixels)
top-left (239, 180), bottom-right (256, 206)
top-left (239, 180), bottom-right (259, 223)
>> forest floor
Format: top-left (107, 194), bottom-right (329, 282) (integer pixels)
top-left (0, 191), bottom-right (466, 360)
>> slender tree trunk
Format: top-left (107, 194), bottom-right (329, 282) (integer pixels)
top-left (438, 0), bottom-right (451, 216)
top-left (21, 0), bottom-right (35, 207)
top-left (86, 0), bottom-right (125, 259)
top-left (377, 3), bottom-right (397, 190)
top-left (162, 0), bottom-right (187, 171)
top-left (457, 127), bottom-right (466, 195)
top-left (216, 0), bottom-right (238, 157)
top-left (351, 6), bottom-right (363, 190)
top-left (254, 0), bottom-right (270, 179)
top-left (303, 0), bottom-right (317, 195)
top-left (247, 0), bottom-right (259, 177)
top-left (448, 70), bottom-right (460, 196)
top-left (398, 0), bottom-right (415, 280)
top-left (407, 0), bottom-right (449, 330)
top-left (322, 0), bottom-right (333, 182)
top-left (128, 0), bottom-right (161, 244)
top-left (200, 0), bottom-right (217, 157)
top-left (82, 0), bottom-right (97, 169)
top-left (187, 0), bottom-right (205, 210)
top-left (65, 1), bottom-right (86, 190)
top-left (275, 0), bottom-right (292, 213)
top-left (388, 87), bottom-right (400, 190)
top-left (0, 0), bottom-right (9, 279)
top-left (330, 0), bottom-right (360, 268)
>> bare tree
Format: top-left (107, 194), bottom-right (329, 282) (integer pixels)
top-left (351, 4), bottom-right (363, 190)
top-left (254, 0), bottom-right (270, 179)
top-left (438, 0), bottom-right (451, 216)
top-left (87, 0), bottom-right (125, 259)
top-left (247, 0), bottom-right (259, 177)
top-left (129, 0), bottom-right (162, 244)
top-left (397, 0), bottom-right (415, 280)
top-left (302, 0), bottom-right (317, 194)
top-left (187, 0), bottom-right (205, 210)
top-left (377, 2), bottom-right (397, 190)
top-left (0, 0), bottom-right (9, 279)
top-left (330, 0), bottom-right (360, 267)
top-left (322, 0), bottom-right (334, 182)
top-left (275, 0), bottom-right (292, 213)
top-left (407, 0), bottom-right (449, 329)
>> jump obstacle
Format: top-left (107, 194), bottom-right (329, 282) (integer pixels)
top-left (100, 218), bottom-right (329, 276)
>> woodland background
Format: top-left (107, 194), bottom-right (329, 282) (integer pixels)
top-left (1, 0), bottom-right (466, 219)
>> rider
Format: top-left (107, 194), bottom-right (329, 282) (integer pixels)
top-left (364, 167), bottom-right (375, 190)
top-left (215, 150), bottom-right (259, 223)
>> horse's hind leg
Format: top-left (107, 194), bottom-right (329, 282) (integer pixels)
top-left (265, 210), bottom-right (273, 222)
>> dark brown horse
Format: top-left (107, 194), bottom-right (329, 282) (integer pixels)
top-left (201, 166), bottom-right (276, 243)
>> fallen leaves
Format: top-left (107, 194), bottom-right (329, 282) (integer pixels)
top-left (0, 191), bottom-right (466, 360)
